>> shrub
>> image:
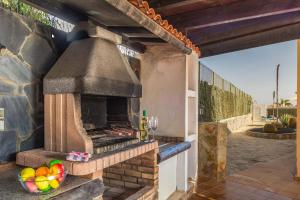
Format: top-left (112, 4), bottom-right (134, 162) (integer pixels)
top-left (271, 121), bottom-right (283, 129)
top-left (263, 124), bottom-right (278, 133)
top-left (267, 107), bottom-right (296, 118)
top-left (280, 114), bottom-right (292, 128)
top-left (289, 117), bottom-right (297, 129)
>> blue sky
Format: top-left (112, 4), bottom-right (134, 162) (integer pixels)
top-left (200, 40), bottom-right (297, 105)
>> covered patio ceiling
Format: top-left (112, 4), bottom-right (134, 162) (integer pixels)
top-left (20, 0), bottom-right (197, 55)
top-left (149, 0), bottom-right (300, 57)
top-left (21, 0), bottom-right (300, 57)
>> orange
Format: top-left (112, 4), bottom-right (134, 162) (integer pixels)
top-left (35, 167), bottom-right (50, 177)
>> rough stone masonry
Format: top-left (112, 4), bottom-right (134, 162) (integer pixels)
top-left (0, 7), bottom-right (67, 162)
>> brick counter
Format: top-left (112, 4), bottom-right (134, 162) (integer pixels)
top-left (16, 141), bottom-right (158, 176)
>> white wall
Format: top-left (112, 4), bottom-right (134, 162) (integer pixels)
top-left (158, 156), bottom-right (177, 200)
top-left (219, 113), bottom-right (252, 132)
top-left (188, 140), bottom-right (197, 179)
top-left (140, 45), bottom-right (186, 137)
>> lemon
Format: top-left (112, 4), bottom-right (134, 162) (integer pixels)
top-left (21, 168), bottom-right (35, 181)
top-left (49, 179), bottom-right (59, 189)
top-left (35, 176), bottom-right (49, 191)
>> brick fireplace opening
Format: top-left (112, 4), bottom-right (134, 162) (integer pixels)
top-left (81, 95), bottom-right (139, 131)
top-left (81, 95), bottom-right (140, 154)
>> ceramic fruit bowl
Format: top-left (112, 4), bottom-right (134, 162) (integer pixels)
top-left (18, 160), bottom-right (67, 194)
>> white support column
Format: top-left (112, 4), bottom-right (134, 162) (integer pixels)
top-left (140, 44), bottom-right (199, 196)
top-left (176, 151), bottom-right (188, 191)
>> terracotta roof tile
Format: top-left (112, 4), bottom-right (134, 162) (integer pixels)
top-left (127, 0), bottom-right (201, 56)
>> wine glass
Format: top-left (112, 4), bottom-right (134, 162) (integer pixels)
top-left (147, 117), bottom-right (152, 142)
top-left (149, 116), bottom-right (158, 141)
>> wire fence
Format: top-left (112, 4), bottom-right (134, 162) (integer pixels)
top-left (200, 62), bottom-right (250, 97)
top-left (199, 62), bottom-right (252, 122)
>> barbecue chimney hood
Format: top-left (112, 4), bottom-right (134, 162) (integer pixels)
top-left (44, 26), bottom-right (142, 98)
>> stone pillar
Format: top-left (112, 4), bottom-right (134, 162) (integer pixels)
top-left (296, 40), bottom-right (300, 178)
top-left (197, 122), bottom-right (229, 186)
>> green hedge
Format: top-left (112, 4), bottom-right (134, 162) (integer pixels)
top-left (199, 81), bottom-right (252, 122)
top-left (267, 107), bottom-right (297, 118)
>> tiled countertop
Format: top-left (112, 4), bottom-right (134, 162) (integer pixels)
top-left (157, 141), bottom-right (191, 163)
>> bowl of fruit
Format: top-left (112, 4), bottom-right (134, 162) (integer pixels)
top-left (18, 159), bottom-right (67, 194)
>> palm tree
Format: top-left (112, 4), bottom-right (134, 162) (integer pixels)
top-left (285, 100), bottom-right (292, 106)
top-left (280, 99), bottom-right (292, 107)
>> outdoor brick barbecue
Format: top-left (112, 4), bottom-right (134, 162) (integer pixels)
top-left (43, 27), bottom-right (142, 154)
top-left (16, 24), bottom-right (159, 199)
top-left (17, 24), bottom-right (148, 156)
top-left (10, 0), bottom-right (199, 198)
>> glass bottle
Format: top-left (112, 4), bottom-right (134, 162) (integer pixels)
top-left (140, 110), bottom-right (149, 141)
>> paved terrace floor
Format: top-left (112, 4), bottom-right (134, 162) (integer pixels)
top-left (191, 153), bottom-right (299, 200)
top-left (227, 125), bottom-right (295, 175)
top-left (191, 125), bottom-right (299, 200)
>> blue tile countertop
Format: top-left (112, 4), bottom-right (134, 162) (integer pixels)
top-left (157, 141), bottom-right (191, 163)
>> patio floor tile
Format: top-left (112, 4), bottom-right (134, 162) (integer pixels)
top-left (191, 153), bottom-right (299, 200)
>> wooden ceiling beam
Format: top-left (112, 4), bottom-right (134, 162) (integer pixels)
top-left (189, 11), bottom-right (300, 45)
top-left (149, 0), bottom-right (187, 7)
top-left (167, 0), bottom-right (300, 32)
top-left (127, 37), bottom-right (165, 43)
top-left (156, 0), bottom-right (213, 15)
top-left (199, 22), bottom-right (300, 57)
top-left (107, 27), bottom-right (156, 38)
top-left (154, 0), bottom-right (236, 16)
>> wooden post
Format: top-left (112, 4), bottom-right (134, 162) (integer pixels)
top-left (297, 40), bottom-right (300, 178)
top-left (276, 64), bottom-right (280, 122)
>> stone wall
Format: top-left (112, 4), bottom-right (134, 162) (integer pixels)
top-left (219, 113), bottom-right (252, 132)
top-left (0, 8), bottom-right (67, 162)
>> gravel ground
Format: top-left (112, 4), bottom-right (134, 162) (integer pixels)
top-left (227, 125), bottom-right (296, 175)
